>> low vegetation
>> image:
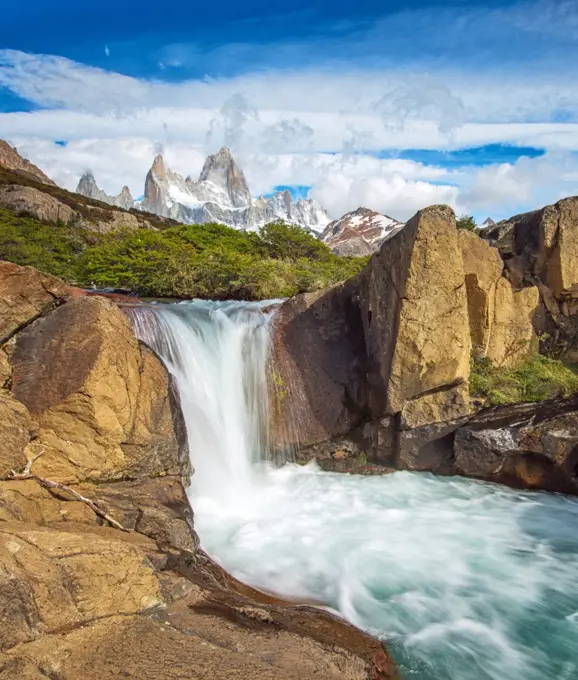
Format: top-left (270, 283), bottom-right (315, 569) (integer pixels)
top-left (0, 209), bottom-right (368, 300)
top-left (456, 214), bottom-right (478, 232)
top-left (470, 353), bottom-right (578, 405)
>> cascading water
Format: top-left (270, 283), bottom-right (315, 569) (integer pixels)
top-left (129, 300), bottom-right (578, 680)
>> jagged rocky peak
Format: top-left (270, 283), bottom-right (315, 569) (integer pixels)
top-left (139, 147), bottom-right (330, 233)
top-left (150, 154), bottom-right (167, 178)
top-left (479, 217), bottom-right (496, 228)
top-left (320, 207), bottom-right (405, 257)
top-left (199, 146), bottom-right (251, 208)
top-left (76, 170), bottom-right (135, 210)
top-left (0, 138), bottom-right (56, 186)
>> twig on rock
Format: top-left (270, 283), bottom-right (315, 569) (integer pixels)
top-left (8, 451), bottom-right (130, 532)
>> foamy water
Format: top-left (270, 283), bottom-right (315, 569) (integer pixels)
top-left (130, 300), bottom-right (578, 680)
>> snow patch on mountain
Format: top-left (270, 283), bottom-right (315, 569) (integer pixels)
top-left (320, 207), bottom-right (405, 256)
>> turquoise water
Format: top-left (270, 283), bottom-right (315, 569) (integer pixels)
top-left (194, 465), bottom-right (578, 680)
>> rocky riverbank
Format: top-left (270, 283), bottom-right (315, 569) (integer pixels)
top-left (0, 261), bottom-right (397, 680)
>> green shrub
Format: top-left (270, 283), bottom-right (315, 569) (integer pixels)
top-left (470, 353), bottom-right (578, 406)
top-left (0, 208), bottom-right (368, 301)
top-left (456, 215), bottom-right (478, 231)
top-left (0, 209), bottom-right (86, 281)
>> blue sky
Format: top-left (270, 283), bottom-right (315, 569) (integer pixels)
top-left (1, 0), bottom-right (578, 221)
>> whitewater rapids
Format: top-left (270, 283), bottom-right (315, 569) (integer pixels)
top-left (129, 300), bottom-right (578, 680)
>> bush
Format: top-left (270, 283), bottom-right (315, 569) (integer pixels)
top-left (0, 209), bottom-right (85, 281)
top-left (456, 215), bottom-right (478, 232)
top-left (0, 209), bottom-right (368, 301)
top-left (470, 354), bottom-right (578, 406)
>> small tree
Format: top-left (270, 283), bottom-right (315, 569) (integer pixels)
top-left (456, 214), bottom-right (478, 232)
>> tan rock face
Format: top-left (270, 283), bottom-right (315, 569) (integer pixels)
top-left (10, 296), bottom-right (188, 484)
top-left (546, 197), bottom-right (578, 298)
top-left (458, 230), bottom-right (503, 352)
top-left (0, 523), bottom-right (163, 651)
top-left (0, 260), bottom-right (72, 343)
top-left (360, 205), bottom-right (471, 427)
top-left (0, 391), bottom-right (33, 479)
top-left (486, 280), bottom-right (540, 367)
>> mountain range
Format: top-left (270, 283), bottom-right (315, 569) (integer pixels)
top-left (76, 147), bottom-right (330, 234)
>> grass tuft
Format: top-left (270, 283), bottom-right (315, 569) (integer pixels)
top-left (470, 353), bottom-right (578, 406)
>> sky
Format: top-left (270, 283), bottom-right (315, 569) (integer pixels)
top-left (1, 0), bottom-right (578, 222)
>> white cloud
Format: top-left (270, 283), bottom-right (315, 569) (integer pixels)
top-left (310, 173), bottom-right (460, 222)
top-left (461, 152), bottom-right (578, 216)
top-left (2, 43), bottom-right (578, 222)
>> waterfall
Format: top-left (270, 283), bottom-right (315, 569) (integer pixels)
top-left (127, 299), bottom-right (578, 680)
top-left (127, 299), bottom-right (278, 503)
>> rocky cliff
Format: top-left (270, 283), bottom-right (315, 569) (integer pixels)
top-left (0, 140), bottom-right (56, 186)
top-left (271, 200), bottom-right (578, 493)
top-left (0, 261), bottom-right (396, 680)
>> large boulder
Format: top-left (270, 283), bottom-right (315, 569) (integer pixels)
top-left (10, 295), bottom-right (189, 484)
top-left (269, 280), bottom-right (369, 450)
top-left (360, 205), bottom-right (471, 427)
top-left (481, 196), bottom-right (578, 301)
top-left (0, 260), bottom-right (73, 343)
top-left (454, 396), bottom-right (578, 493)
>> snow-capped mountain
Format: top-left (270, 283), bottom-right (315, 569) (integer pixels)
top-left (76, 171), bottom-right (134, 210)
top-left (76, 147), bottom-right (330, 233)
top-left (141, 148), bottom-right (330, 232)
top-left (478, 217), bottom-right (496, 229)
top-left (320, 207), bottom-right (405, 256)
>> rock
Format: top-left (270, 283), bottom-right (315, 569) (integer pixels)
top-left (0, 140), bottom-right (55, 186)
top-left (0, 480), bottom-right (96, 524)
top-left (0, 261), bottom-right (72, 343)
top-left (270, 280), bottom-right (369, 450)
top-left (0, 523), bottom-right (164, 651)
top-left (398, 419), bottom-right (460, 473)
top-left (73, 477), bottom-right (198, 554)
top-left (0, 569), bottom-right (396, 679)
top-left (360, 204), bottom-right (471, 426)
top-left (481, 197), bottom-right (578, 300)
top-left (486, 280), bottom-right (540, 367)
top-left (11, 296), bottom-right (189, 484)
top-left (0, 184), bottom-right (74, 223)
top-left (0, 350), bottom-right (11, 387)
top-left (0, 391), bottom-right (33, 479)
top-left (0, 178), bottom-right (158, 234)
top-left (458, 229), bottom-right (503, 353)
top-left (454, 396), bottom-right (578, 493)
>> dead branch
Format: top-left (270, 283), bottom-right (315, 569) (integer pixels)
top-left (9, 451), bottom-right (130, 532)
